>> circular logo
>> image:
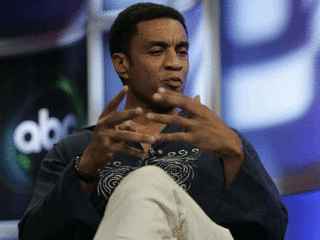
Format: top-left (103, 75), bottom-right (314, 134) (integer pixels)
top-left (1, 76), bottom-right (86, 192)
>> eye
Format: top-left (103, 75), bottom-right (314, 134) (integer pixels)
top-left (149, 49), bottom-right (163, 56)
top-left (177, 50), bottom-right (188, 57)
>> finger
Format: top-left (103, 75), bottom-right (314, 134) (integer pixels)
top-left (117, 143), bottom-right (148, 158)
top-left (100, 107), bottom-right (142, 127)
top-left (153, 88), bottom-right (200, 115)
top-left (194, 94), bottom-right (200, 104)
top-left (146, 112), bottom-right (190, 128)
top-left (99, 85), bottom-right (129, 119)
top-left (154, 132), bottom-right (187, 143)
top-left (107, 142), bottom-right (147, 159)
top-left (108, 130), bottom-right (156, 144)
top-left (117, 120), bottom-right (136, 132)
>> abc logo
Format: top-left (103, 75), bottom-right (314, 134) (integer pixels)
top-left (13, 108), bottom-right (78, 154)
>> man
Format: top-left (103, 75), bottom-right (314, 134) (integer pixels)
top-left (19, 3), bottom-right (288, 240)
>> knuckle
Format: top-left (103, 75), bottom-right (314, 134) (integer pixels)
top-left (180, 99), bottom-right (188, 109)
top-left (123, 121), bottom-right (132, 127)
top-left (101, 136), bottom-right (112, 146)
top-left (173, 115), bottom-right (181, 122)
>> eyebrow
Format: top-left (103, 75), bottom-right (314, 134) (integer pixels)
top-left (145, 40), bottom-right (189, 50)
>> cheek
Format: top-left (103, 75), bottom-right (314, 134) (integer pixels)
top-left (137, 60), bottom-right (158, 75)
top-left (183, 67), bottom-right (189, 81)
top-left (129, 58), bottom-right (162, 89)
top-left (184, 59), bottom-right (189, 73)
top-left (142, 63), bottom-right (162, 81)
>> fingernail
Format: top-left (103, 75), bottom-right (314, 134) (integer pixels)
top-left (158, 87), bottom-right (165, 93)
top-left (153, 93), bottom-right (161, 101)
top-left (146, 113), bottom-right (154, 120)
top-left (135, 107), bottom-right (142, 114)
top-left (130, 123), bottom-right (136, 130)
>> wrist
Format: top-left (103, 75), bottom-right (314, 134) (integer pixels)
top-left (221, 135), bottom-right (245, 161)
top-left (75, 155), bottom-right (99, 184)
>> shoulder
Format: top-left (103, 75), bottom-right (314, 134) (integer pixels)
top-left (62, 126), bottom-right (94, 146)
top-left (50, 126), bottom-right (95, 159)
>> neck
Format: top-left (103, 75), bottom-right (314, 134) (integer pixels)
top-left (130, 106), bottom-right (178, 126)
top-left (124, 102), bottom-right (178, 127)
top-left (125, 92), bottom-right (178, 123)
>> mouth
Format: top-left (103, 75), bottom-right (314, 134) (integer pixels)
top-left (162, 77), bottom-right (182, 90)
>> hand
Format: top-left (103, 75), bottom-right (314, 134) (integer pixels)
top-left (146, 87), bottom-right (244, 161)
top-left (146, 87), bottom-right (244, 187)
top-left (80, 86), bottom-right (156, 175)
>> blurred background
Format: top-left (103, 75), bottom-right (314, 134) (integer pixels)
top-left (0, 0), bottom-right (319, 239)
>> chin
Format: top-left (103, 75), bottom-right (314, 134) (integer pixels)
top-left (152, 105), bottom-right (176, 114)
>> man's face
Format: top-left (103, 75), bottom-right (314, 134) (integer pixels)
top-left (125, 18), bottom-right (189, 109)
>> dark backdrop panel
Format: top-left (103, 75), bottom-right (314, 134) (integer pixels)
top-left (0, 39), bottom-right (87, 220)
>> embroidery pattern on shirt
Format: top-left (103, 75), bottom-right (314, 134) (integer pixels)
top-left (97, 161), bottom-right (137, 200)
top-left (144, 148), bottom-right (202, 191)
top-left (97, 148), bottom-right (202, 201)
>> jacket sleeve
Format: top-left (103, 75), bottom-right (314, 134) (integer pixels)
top-left (18, 130), bottom-right (101, 240)
top-left (212, 130), bottom-right (289, 240)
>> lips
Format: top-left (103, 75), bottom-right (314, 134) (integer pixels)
top-left (163, 77), bottom-right (182, 89)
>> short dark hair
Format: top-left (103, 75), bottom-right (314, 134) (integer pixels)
top-left (109, 2), bottom-right (187, 59)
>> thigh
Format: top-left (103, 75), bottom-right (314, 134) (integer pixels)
top-left (94, 166), bottom-right (233, 240)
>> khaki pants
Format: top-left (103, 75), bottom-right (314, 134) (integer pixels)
top-left (94, 166), bottom-right (233, 240)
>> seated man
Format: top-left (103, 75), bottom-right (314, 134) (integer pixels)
top-left (18, 3), bottom-right (288, 240)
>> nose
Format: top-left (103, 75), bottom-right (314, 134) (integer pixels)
top-left (164, 49), bottom-right (183, 71)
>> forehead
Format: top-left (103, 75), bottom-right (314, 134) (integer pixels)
top-left (134, 18), bottom-right (188, 44)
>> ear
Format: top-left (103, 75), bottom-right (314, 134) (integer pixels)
top-left (112, 53), bottom-right (130, 81)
